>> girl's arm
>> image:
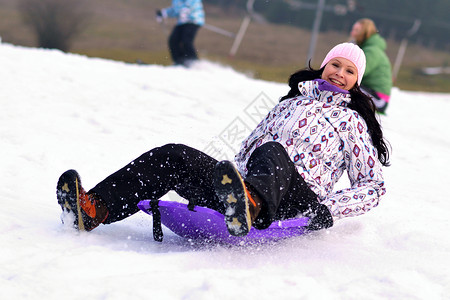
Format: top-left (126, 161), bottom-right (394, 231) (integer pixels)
top-left (325, 113), bottom-right (386, 219)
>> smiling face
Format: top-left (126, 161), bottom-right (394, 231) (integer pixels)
top-left (321, 57), bottom-right (358, 91)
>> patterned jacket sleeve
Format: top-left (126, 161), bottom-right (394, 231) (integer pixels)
top-left (234, 101), bottom-right (285, 168)
top-left (324, 111), bottom-right (386, 219)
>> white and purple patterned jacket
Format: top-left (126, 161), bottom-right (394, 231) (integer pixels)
top-left (234, 79), bottom-right (386, 221)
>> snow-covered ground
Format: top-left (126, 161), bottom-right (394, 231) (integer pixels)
top-left (1, 43), bottom-right (449, 299)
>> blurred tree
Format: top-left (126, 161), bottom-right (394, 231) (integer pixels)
top-left (17, 0), bottom-right (90, 52)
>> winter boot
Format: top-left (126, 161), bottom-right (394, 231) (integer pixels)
top-left (214, 161), bottom-right (262, 237)
top-left (56, 169), bottom-right (109, 231)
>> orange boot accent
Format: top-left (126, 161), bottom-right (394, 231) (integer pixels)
top-left (79, 188), bottom-right (109, 225)
top-left (244, 184), bottom-right (262, 223)
top-left (245, 188), bottom-right (257, 207)
top-left (79, 189), bottom-right (97, 218)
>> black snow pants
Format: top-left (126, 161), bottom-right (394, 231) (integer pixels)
top-left (168, 23), bottom-right (200, 65)
top-left (90, 143), bottom-right (332, 229)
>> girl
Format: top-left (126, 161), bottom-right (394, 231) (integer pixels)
top-left (57, 43), bottom-right (390, 237)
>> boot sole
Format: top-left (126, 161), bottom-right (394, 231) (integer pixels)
top-left (56, 169), bottom-right (86, 231)
top-left (214, 161), bottom-right (251, 237)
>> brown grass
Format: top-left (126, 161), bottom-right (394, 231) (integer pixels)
top-left (1, 0), bottom-right (449, 92)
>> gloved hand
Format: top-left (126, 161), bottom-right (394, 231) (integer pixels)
top-left (305, 204), bottom-right (333, 231)
top-left (156, 9), bottom-right (163, 23)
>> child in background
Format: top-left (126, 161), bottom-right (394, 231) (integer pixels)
top-left (156, 0), bottom-right (204, 67)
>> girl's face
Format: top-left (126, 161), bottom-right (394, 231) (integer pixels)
top-left (321, 58), bottom-right (358, 91)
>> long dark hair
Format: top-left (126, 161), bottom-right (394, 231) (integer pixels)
top-left (280, 65), bottom-right (391, 167)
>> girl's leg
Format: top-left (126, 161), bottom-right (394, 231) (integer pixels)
top-left (244, 142), bottom-right (332, 229)
top-left (89, 144), bottom-right (221, 224)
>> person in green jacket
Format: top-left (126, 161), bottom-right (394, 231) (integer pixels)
top-left (350, 18), bottom-right (392, 114)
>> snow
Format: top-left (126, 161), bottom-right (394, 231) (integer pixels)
top-left (1, 43), bottom-right (449, 299)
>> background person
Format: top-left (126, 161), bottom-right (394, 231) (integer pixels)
top-left (350, 18), bottom-right (392, 114)
top-left (156, 0), bottom-right (205, 67)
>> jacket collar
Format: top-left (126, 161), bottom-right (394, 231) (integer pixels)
top-left (298, 80), bottom-right (352, 106)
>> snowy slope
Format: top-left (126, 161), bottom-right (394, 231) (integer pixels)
top-left (1, 43), bottom-right (449, 299)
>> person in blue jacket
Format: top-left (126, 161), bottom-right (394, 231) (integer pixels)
top-left (156, 0), bottom-right (205, 66)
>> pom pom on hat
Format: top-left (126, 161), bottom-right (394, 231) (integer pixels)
top-left (320, 43), bottom-right (366, 85)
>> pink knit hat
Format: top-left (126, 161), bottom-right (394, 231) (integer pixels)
top-left (320, 43), bottom-right (366, 85)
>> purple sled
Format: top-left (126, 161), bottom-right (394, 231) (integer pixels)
top-left (137, 200), bottom-right (310, 244)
